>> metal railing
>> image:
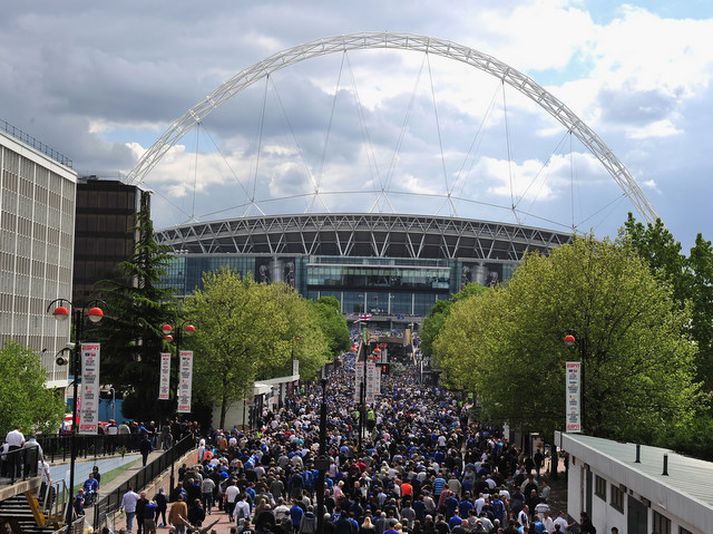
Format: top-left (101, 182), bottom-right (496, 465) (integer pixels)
top-left (0, 118), bottom-right (73, 168)
top-left (92, 434), bottom-right (195, 531)
top-left (37, 434), bottom-right (147, 463)
top-left (0, 446), bottom-right (39, 485)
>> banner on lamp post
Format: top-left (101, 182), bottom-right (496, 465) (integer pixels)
top-left (177, 350), bottom-right (193, 413)
top-left (158, 352), bottom-right (171, 400)
top-left (565, 361), bottom-right (582, 433)
top-left (79, 343), bottom-right (100, 434)
top-left (354, 363), bottom-right (364, 402)
top-left (366, 361), bottom-right (380, 403)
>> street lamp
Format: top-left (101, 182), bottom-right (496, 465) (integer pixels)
top-left (161, 319), bottom-right (196, 492)
top-left (315, 377), bottom-right (329, 534)
top-left (48, 298), bottom-right (106, 525)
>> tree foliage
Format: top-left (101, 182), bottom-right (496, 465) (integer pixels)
top-left (310, 296), bottom-right (350, 357)
top-left (0, 342), bottom-right (65, 435)
top-left (434, 236), bottom-right (703, 443)
top-left (95, 192), bottom-right (178, 420)
top-left (421, 283), bottom-right (488, 359)
top-left (622, 214), bottom-right (713, 389)
top-left (184, 270), bottom-right (330, 429)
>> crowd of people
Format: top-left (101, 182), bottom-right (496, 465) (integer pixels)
top-left (123, 346), bottom-right (579, 534)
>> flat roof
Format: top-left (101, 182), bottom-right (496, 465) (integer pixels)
top-left (558, 432), bottom-right (713, 533)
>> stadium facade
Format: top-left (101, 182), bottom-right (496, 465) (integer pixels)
top-left (157, 213), bottom-right (570, 322)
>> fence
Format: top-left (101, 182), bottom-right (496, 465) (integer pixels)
top-left (0, 446), bottom-right (39, 485)
top-left (37, 434), bottom-right (147, 463)
top-left (92, 434), bottom-right (195, 531)
top-left (0, 118), bottom-right (73, 168)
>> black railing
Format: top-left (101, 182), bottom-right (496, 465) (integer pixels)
top-left (0, 118), bottom-right (73, 168)
top-left (92, 434), bottom-right (195, 531)
top-left (0, 446), bottom-right (39, 485)
top-left (37, 434), bottom-right (149, 463)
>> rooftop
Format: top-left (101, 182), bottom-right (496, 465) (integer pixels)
top-left (558, 432), bottom-right (713, 533)
top-left (1, 118), bottom-right (73, 168)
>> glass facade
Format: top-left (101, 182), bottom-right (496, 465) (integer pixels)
top-left (0, 133), bottom-right (76, 385)
top-left (162, 254), bottom-right (520, 318)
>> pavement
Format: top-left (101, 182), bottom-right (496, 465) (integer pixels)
top-left (50, 452), bottom-right (151, 490)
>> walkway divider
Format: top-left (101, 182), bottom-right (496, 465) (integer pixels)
top-left (91, 434), bottom-right (195, 532)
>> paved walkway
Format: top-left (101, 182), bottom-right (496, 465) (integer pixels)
top-left (50, 452), bottom-right (151, 490)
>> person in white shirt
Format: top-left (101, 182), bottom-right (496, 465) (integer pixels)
top-left (5, 427), bottom-right (25, 448)
top-left (233, 494), bottom-right (251, 523)
top-left (120, 488), bottom-right (140, 532)
top-left (224, 481), bottom-right (240, 517)
top-left (553, 511), bottom-right (569, 533)
top-left (541, 511), bottom-right (555, 533)
top-left (518, 505), bottom-right (530, 529)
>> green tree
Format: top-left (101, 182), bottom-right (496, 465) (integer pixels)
top-left (435, 236), bottom-right (703, 443)
top-left (310, 296), bottom-right (350, 357)
top-left (0, 342), bottom-right (65, 435)
top-left (185, 270), bottom-right (330, 429)
top-left (95, 192), bottom-right (177, 420)
top-left (421, 283), bottom-right (488, 359)
top-left (688, 233), bottom-right (713, 389)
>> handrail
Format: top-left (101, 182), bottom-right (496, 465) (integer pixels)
top-left (0, 446), bottom-right (39, 485)
top-left (91, 434), bottom-right (195, 531)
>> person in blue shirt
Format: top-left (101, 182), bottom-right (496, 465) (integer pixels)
top-left (83, 473), bottom-right (99, 505)
top-left (290, 499), bottom-right (304, 532)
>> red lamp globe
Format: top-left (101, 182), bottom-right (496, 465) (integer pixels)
top-left (165, 334), bottom-right (174, 342)
top-left (563, 334), bottom-right (576, 346)
top-left (184, 324), bottom-right (196, 334)
top-left (161, 323), bottom-right (173, 334)
top-left (87, 306), bottom-right (104, 323)
top-left (52, 305), bottom-right (70, 321)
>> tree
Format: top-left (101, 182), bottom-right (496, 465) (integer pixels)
top-left (184, 270), bottom-right (330, 429)
top-left (421, 283), bottom-right (488, 359)
top-left (435, 236), bottom-right (703, 443)
top-left (310, 296), bottom-right (350, 357)
top-left (623, 214), bottom-right (713, 389)
top-left (688, 233), bottom-right (713, 389)
top-left (0, 342), bottom-right (65, 435)
top-left (95, 192), bottom-right (178, 420)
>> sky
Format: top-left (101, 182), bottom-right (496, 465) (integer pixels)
top-left (1, 0), bottom-right (712, 247)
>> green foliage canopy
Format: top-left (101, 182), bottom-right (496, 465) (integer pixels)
top-left (434, 236), bottom-right (703, 443)
top-left (0, 342), bottom-right (65, 435)
top-left (184, 270), bottom-right (330, 429)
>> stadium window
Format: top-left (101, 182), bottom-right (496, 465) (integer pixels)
top-left (594, 475), bottom-right (606, 500)
top-left (653, 511), bottom-right (671, 534)
top-left (610, 484), bottom-right (624, 513)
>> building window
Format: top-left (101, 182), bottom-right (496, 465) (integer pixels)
top-left (594, 475), bottom-right (606, 500)
top-left (652, 511), bottom-right (671, 534)
top-left (679, 527), bottom-right (692, 534)
top-left (610, 484), bottom-right (624, 513)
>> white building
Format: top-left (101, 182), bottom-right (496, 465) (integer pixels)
top-left (556, 431), bottom-right (712, 534)
top-left (0, 127), bottom-right (76, 387)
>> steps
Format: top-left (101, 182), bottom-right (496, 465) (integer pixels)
top-left (0, 494), bottom-right (63, 534)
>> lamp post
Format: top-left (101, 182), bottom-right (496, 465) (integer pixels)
top-left (161, 319), bottom-right (196, 493)
top-left (48, 298), bottom-right (106, 525)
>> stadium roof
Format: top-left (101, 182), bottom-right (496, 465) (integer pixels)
top-left (156, 213), bottom-right (571, 261)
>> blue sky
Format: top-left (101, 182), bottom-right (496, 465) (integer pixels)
top-left (1, 1), bottom-right (712, 247)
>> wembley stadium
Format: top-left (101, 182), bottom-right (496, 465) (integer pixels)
top-left (126, 33), bottom-right (658, 325)
top-left (156, 212), bottom-right (571, 323)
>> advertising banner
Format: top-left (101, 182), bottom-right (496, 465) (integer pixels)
top-left (79, 343), bottom-right (100, 434)
top-left (177, 350), bottom-right (194, 413)
top-left (159, 352), bottom-right (171, 400)
top-left (565, 361), bottom-right (582, 433)
top-left (354, 363), bottom-right (364, 402)
top-left (366, 361), bottom-right (380, 403)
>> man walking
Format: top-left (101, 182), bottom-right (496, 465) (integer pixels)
top-left (120, 487), bottom-right (140, 533)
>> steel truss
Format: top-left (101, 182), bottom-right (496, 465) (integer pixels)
top-left (128, 31), bottom-right (657, 223)
top-left (156, 213), bottom-right (571, 262)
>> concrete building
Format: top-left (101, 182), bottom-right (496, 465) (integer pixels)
top-left (0, 124), bottom-right (76, 387)
top-left (556, 431), bottom-right (712, 534)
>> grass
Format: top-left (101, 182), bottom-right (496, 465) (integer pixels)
top-left (72, 456), bottom-right (143, 495)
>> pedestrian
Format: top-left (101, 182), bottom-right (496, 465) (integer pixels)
top-left (121, 487), bottom-right (140, 533)
top-left (168, 495), bottom-right (188, 534)
top-left (140, 434), bottom-right (153, 467)
top-left (153, 488), bottom-right (168, 527)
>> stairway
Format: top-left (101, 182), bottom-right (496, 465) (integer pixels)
top-left (0, 494), bottom-right (63, 534)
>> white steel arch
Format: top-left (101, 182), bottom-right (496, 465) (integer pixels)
top-left (126, 31), bottom-right (657, 223)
